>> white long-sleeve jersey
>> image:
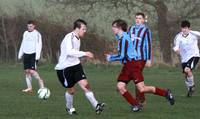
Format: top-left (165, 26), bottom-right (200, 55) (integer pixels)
top-left (173, 30), bottom-right (200, 63)
top-left (55, 32), bottom-right (86, 70)
top-left (18, 30), bottom-right (42, 60)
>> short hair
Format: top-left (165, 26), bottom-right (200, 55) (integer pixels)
top-left (181, 20), bottom-right (190, 28)
top-left (112, 19), bottom-right (127, 32)
top-left (73, 19), bottom-right (87, 29)
top-left (135, 12), bottom-right (145, 18)
top-left (27, 20), bottom-right (36, 25)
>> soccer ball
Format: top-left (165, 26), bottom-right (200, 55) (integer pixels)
top-left (37, 87), bottom-right (51, 100)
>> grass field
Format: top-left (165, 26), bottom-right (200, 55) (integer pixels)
top-left (0, 63), bottom-right (200, 119)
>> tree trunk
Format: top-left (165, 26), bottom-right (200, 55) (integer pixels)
top-left (155, 0), bottom-right (172, 64)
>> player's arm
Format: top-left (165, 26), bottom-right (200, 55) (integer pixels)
top-left (36, 32), bottom-right (42, 60)
top-left (65, 35), bottom-right (87, 58)
top-left (18, 32), bottom-right (25, 60)
top-left (190, 30), bottom-right (200, 38)
top-left (107, 39), bottom-right (127, 62)
top-left (145, 29), bottom-right (152, 67)
top-left (173, 34), bottom-right (180, 55)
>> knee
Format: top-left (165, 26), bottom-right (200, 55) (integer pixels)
top-left (184, 67), bottom-right (191, 74)
top-left (29, 70), bottom-right (36, 75)
top-left (67, 88), bottom-right (75, 94)
top-left (117, 83), bottom-right (126, 94)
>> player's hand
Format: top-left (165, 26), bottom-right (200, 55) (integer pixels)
top-left (175, 49), bottom-right (180, 55)
top-left (85, 52), bottom-right (94, 58)
top-left (105, 54), bottom-right (111, 62)
top-left (145, 60), bottom-right (152, 67)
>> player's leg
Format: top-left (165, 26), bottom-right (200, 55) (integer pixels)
top-left (22, 54), bottom-right (33, 92)
top-left (136, 82), bottom-right (174, 105)
top-left (183, 57), bottom-right (199, 97)
top-left (132, 61), bottom-right (174, 105)
top-left (117, 82), bottom-right (141, 112)
top-left (78, 79), bottom-right (105, 114)
top-left (56, 68), bottom-right (78, 115)
top-left (22, 69), bottom-right (33, 92)
top-left (65, 87), bottom-right (77, 115)
top-left (135, 88), bottom-right (145, 104)
top-left (30, 70), bottom-right (44, 88)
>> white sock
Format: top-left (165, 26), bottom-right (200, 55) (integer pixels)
top-left (85, 91), bottom-right (98, 108)
top-left (25, 74), bottom-right (32, 89)
top-left (187, 76), bottom-right (194, 87)
top-left (65, 92), bottom-right (74, 109)
top-left (185, 79), bottom-right (190, 91)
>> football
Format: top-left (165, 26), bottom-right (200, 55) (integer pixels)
top-left (37, 87), bottom-right (51, 100)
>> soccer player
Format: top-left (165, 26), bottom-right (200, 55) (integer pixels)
top-left (128, 12), bottom-right (150, 104)
top-left (55, 19), bottom-right (105, 115)
top-left (107, 18), bottom-right (174, 112)
top-left (18, 20), bottom-right (44, 93)
top-left (173, 20), bottom-right (200, 97)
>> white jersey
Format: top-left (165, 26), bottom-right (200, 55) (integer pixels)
top-left (55, 32), bottom-right (86, 70)
top-left (18, 30), bottom-right (42, 60)
top-left (173, 30), bottom-right (200, 63)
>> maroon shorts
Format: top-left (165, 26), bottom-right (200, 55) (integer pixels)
top-left (117, 60), bottom-right (146, 84)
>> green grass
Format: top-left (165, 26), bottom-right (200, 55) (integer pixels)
top-left (0, 63), bottom-right (200, 119)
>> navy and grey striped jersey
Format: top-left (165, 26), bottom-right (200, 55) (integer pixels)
top-left (109, 32), bottom-right (137, 64)
top-left (128, 24), bottom-right (152, 61)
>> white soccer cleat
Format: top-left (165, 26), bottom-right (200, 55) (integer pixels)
top-left (66, 108), bottom-right (78, 115)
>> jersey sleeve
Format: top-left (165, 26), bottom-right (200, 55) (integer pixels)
top-left (65, 35), bottom-right (86, 57)
top-left (190, 30), bottom-right (200, 39)
top-left (18, 32), bottom-right (25, 59)
top-left (109, 39), bottom-right (128, 62)
top-left (35, 32), bottom-right (42, 60)
top-left (144, 29), bottom-right (152, 61)
top-left (173, 34), bottom-right (180, 51)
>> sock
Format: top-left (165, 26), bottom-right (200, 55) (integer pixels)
top-left (25, 74), bottom-right (32, 89)
top-left (122, 91), bottom-right (139, 106)
top-left (32, 72), bottom-right (44, 88)
top-left (154, 87), bottom-right (167, 97)
top-left (85, 91), bottom-right (98, 108)
top-left (135, 88), bottom-right (145, 103)
top-left (65, 92), bottom-right (74, 109)
top-left (187, 76), bottom-right (194, 87)
top-left (185, 78), bottom-right (190, 91)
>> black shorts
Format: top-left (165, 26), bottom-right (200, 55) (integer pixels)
top-left (56, 63), bottom-right (87, 88)
top-left (182, 57), bottom-right (199, 73)
top-left (23, 53), bottom-right (36, 70)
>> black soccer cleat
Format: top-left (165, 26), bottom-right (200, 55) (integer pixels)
top-left (66, 108), bottom-right (78, 115)
top-left (166, 89), bottom-right (175, 105)
top-left (95, 103), bottom-right (105, 114)
top-left (187, 85), bottom-right (195, 97)
top-left (132, 104), bottom-right (142, 112)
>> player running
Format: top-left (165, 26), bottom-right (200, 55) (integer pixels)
top-left (55, 19), bottom-right (105, 115)
top-left (173, 20), bottom-right (200, 97)
top-left (107, 18), bottom-right (175, 112)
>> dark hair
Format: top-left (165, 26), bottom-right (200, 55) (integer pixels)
top-left (135, 12), bottom-right (145, 18)
top-left (27, 20), bottom-right (36, 25)
top-left (181, 20), bottom-right (190, 28)
top-left (112, 19), bottom-right (127, 32)
top-left (73, 19), bottom-right (87, 29)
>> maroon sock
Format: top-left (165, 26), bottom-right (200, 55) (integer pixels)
top-left (122, 91), bottom-right (139, 106)
top-left (155, 87), bottom-right (167, 97)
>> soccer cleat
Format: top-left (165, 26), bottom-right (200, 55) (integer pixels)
top-left (132, 105), bottom-right (142, 112)
top-left (187, 85), bottom-right (195, 97)
top-left (22, 88), bottom-right (33, 93)
top-left (166, 89), bottom-right (175, 105)
top-left (66, 108), bottom-right (78, 115)
top-left (95, 103), bottom-right (105, 114)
